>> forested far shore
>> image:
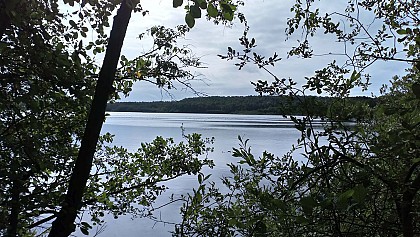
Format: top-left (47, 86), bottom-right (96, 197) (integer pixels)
top-left (106, 95), bottom-right (376, 118)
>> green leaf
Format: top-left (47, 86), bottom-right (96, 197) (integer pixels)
top-left (271, 198), bottom-right (287, 210)
top-left (173, 0), bottom-right (183, 8)
top-left (338, 189), bottom-right (354, 203)
top-left (185, 13), bottom-right (195, 28)
top-left (412, 83), bottom-right (420, 99)
top-left (198, 173), bottom-right (203, 183)
top-left (80, 227), bottom-right (89, 235)
top-left (207, 3), bottom-right (218, 18)
top-left (223, 11), bottom-right (233, 21)
top-left (412, 158), bottom-right (420, 164)
top-left (300, 196), bottom-right (317, 213)
top-left (350, 70), bottom-right (361, 82)
top-left (396, 29), bottom-right (406, 34)
top-left (295, 216), bottom-right (309, 225)
top-left (228, 4), bottom-right (237, 11)
top-left (81, 222), bottom-right (92, 229)
top-left (198, 1), bottom-right (207, 9)
top-left (254, 220), bottom-right (267, 235)
top-left (353, 185), bottom-right (367, 203)
top-left (69, 19), bottom-right (77, 28)
top-left (190, 5), bottom-right (201, 18)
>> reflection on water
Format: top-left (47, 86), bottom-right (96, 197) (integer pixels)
top-left (91, 112), bottom-right (302, 237)
top-left (105, 112), bottom-right (293, 127)
top-left (105, 112), bottom-right (327, 130)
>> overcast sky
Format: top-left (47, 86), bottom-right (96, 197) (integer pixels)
top-left (107, 0), bottom-right (408, 101)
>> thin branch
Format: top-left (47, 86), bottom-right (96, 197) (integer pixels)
top-left (27, 214), bottom-right (56, 229)
top-left (83, 172), bottom-right (188, 206)
top-left (367, 54), bottom-right (419, 63)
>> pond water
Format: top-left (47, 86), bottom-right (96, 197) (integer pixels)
top-left (87, 112), bottom-right (302, 236)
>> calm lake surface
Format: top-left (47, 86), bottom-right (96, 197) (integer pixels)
top-left (92, 112), bottom-right (301, 237)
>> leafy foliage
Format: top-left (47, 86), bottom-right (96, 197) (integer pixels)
top-left (0, 0), bottom-right (239, 236)
top-left (114, 25), bottom-right (204, 99)
top-left (107, 95), bottom-right (376, 117)
top-left (173, 0), bottom-right (243, 28)
top-left (85, 133), bottom-right (214, 233)
top-left (0, 1), bottom-right (95, 235)
top-left (176, 1), bottom-right (420, 237)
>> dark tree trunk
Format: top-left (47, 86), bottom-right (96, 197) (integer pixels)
top-left (399, 198), bottom-right (413, 237)
top-left (6, 179), bottom-right (20, 237)
top-left (0, 0), bottom-right (12, 38)
top-left (48, 1), bottom-right (132, 236)
top-left (398, 173), bottom-right (420, 237)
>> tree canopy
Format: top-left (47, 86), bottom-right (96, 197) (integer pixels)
top-left (176, 0), bottom-right (420, 237)
top-left (1, 0), bottom-right (419, 236)
top-left (106, 95), bottom-right (376, 118)
top-left (0, 0), bottom-right (242, 236)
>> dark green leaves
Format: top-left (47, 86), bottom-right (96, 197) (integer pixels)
top-left (185, 4), bottom-right (201, 28)
top-left (185, 13), bottom-right (195, 28)
top-left (175, 1), bottom-right (420, 236)
top-left (190, 5), bottom-right (201, 18)
top-left (173, 0), bottom-right (183, 8)
top-left (183, 1), bottom-right (237, 27)
top-left (300, 196), bottom-right (318, 213)
top-left (221, 2), bottom-right (236, 20)
top-left (412, 82), bottom-right (420, 98)
top-left (69, 19), bottom-right (77, 28)
top-left (223, 11), bottom-right (234, 21)
top-left (353, 185), bottom-right (368, 203)
top-left (338, 189), bottom-right (355, 203)
top-left (198, 0), bottom-right (207, 9)
top-left (207, 3), bottom-right (218, 17)
top-left (350, 70), bottom-right (361, 82)
top-left (80, 222), bottom-right (92, 235)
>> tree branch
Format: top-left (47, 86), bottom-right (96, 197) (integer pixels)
top-left (48, 1), bottom-right (133, 236)
top-left (27, 214), bottom-right (56, 229)
top-left (83, 172), bottom-right (188, 206)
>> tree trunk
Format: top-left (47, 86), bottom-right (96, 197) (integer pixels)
top-left (6, 179), bottom-right (20, 237)
top-left (399, 198), bottom-right (414, 237)
top-left (0, 0), bottom-right (11, 38)
top-left (48, 1), bottom-right (132, 236)
top-left (398, 173), bottom-right (420, 237)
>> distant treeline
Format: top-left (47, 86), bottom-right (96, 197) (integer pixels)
top-left (107, 96), bottom-right (377, 117)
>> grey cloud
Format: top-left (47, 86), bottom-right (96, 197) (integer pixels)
top-left (117, 0), bottom-right (406, 101)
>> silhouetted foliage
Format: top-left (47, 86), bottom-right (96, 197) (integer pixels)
top-left (175, 0), bottom-right (420, 236)
top-left (107, 96), bottom-right (376, 119)
top-left (0, 0), bottom-right (242, 236)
